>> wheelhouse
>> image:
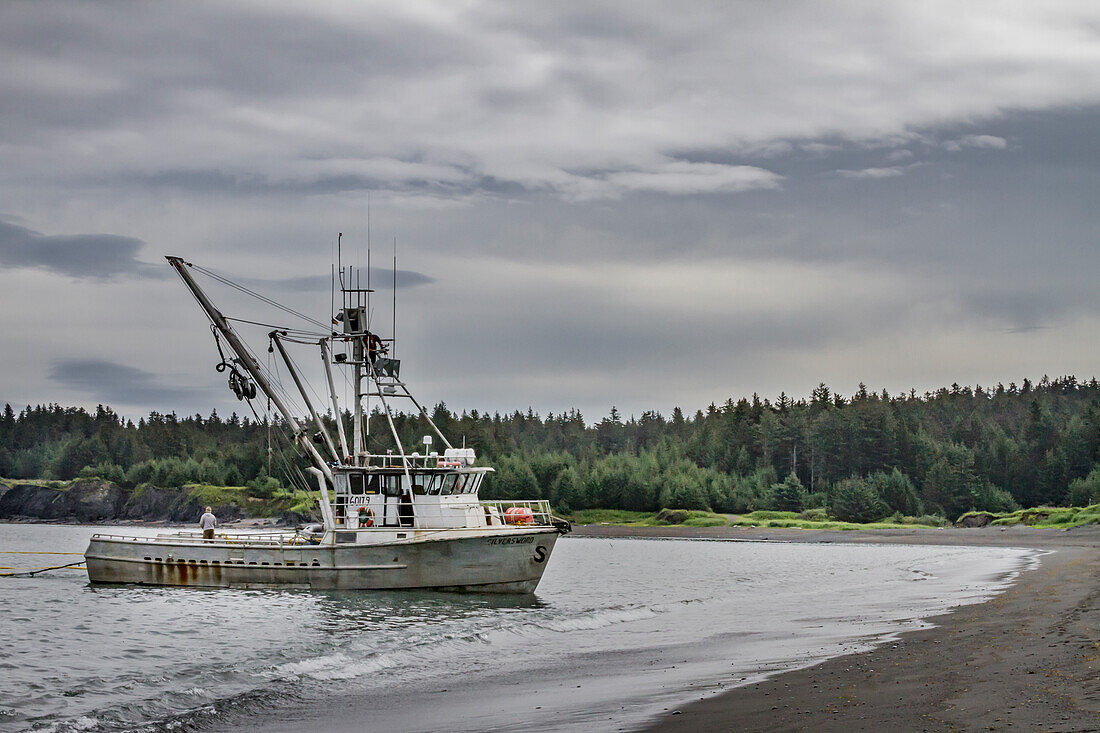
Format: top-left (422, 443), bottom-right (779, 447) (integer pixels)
top-left (329, 449), bottom-right (494, 530)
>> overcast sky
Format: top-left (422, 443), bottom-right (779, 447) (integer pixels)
top-left (2, 1), bottom-right (1099, 422)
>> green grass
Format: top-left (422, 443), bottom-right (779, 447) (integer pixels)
top-left (184, 483), bottom-right (249, 508)
top-left (680, 514), bottom-right (730, 527)
top-left (959, 504), bottom-right (1100, 528)
top-left (566, 509), bottom-right (656, 526)
top-left (568, 507), bottom-right (945, 530)
top-left (568, 508), bottom-right (732, 527)
top-left (0, 477), bottom-right (67, 489)
top-left (743, 510), bottom-right (801, 520)
top-left (728, 516), bottom-right (938, 530)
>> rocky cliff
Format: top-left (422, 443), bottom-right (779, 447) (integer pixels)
top-left (0, 480), bottom-right (252, 523)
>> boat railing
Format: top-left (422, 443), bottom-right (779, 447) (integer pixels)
top-left (337, 498), bottom-right (559, 529)
top-left (347, 454), bottom-right (493, 471)
top-left (90, 531), bottom-right (302, 547)
top-left (169, 530), bottom-right (300, 544)
top-left (478, 499), bottom-right (555, 526)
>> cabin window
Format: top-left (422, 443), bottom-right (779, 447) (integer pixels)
top-left (440, 475), bottom-right (458, 495)
top-left (366, 474), bottom-right (381, 494)
top-left (425, 474), bottom-right (442, 495)
top-left (349, 473), bottom-right (366, 495)
top-left (385, 475), bottom-right (405, 497)
top-left (452, 475), bottom-right (469, 494)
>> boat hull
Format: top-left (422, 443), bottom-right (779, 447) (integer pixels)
top-left (85, 529), bottom-right (559, 593)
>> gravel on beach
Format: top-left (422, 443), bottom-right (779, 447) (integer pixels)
top-left (573, 523), bottom-right (1100, 732)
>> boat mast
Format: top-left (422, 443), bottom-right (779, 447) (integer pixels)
top-left (351, 267), bottom-right (365, 465)
top-left (165, 256), bottom-right (334, 484)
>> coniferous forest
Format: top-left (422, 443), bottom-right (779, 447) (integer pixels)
top-left (3, 375), bottom-right (1100, 523)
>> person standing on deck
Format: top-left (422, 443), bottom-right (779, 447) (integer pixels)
top-left (199, 507), bottom-right (217, 540)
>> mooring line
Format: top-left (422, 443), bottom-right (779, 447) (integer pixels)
top-left (0, 561), bottom-right (86, 577)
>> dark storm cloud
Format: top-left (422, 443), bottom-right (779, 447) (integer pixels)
top-left (244, 269), bottom-right (435, 292)
top-left (0, 3), bottom-right (482, 130)
top-left (49, 359), bottom-right (212, 406)
top-left (0, 219), bottom-right (158, 279)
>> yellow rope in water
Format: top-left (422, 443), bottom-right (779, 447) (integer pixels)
top-left (0, 551), bottom-right (85, 555)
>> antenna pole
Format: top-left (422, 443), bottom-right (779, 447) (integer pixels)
top-left (366, 217), bottom-right (371, 445)
top-left (352, 310), bottom-right (363, 466)
top-left (392, 237), bottom-right (397, 357)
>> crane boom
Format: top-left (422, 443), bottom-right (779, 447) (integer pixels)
top-left (165, 256), bottom-right (334, 484)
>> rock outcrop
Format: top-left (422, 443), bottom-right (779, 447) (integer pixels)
top-left (655, 508), bottom-right (690, 524)
top-left (0, 480), bottom-right (248, 523)
top-left (0, 479), bottom-right (125, 521)
top-left (955, 512), bottom-right (994, 528)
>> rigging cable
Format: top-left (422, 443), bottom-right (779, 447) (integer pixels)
top-left (225, 316), bottom-right (327, 338)
top-left (187, 262), bottom-right (328, 330)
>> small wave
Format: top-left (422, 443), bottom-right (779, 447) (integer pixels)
top-left (273, 651), bottom-right (405, 681)
top-left (270, 604), bottom-right (660, 684)
top-left (520, 605), bottom-right (659, 633)
top-left (33, 716), bottom-right (99, 732)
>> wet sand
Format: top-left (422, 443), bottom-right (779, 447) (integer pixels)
top-left (574, 524), bottom-right (1100, 732)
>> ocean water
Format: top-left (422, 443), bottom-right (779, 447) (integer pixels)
top-left (0, 524), bottom-right (1035, 733)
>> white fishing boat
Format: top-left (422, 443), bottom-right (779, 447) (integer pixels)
top-left (84, 248), bottom-right (569, 592)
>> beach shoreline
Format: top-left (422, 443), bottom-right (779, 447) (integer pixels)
top-left (572, 524), bottom-right (1100, 732)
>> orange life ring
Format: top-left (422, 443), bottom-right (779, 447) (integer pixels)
top-left (357, 506), bottom-right (374, 527)
top-left (504, 507), bottom-right (535, 525)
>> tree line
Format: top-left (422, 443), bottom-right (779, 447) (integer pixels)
top-left (2, 374), bottom-right (1100, 521)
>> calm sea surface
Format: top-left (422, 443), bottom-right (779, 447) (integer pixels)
top-left (0, 524), bottom-right (1035, 732)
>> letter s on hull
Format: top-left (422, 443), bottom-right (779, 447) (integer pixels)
top-left (533, 546), bottom-right (547, 563)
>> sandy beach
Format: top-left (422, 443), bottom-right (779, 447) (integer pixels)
top-left (574, 524), bottom-right (1100, 732)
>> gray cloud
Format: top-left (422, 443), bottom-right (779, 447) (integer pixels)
top-left (49, 359), bottom-right (213, 407)
top-left (944, 134), bottom-right (1008, 151)
top-left (2, 5), bottom-right (1100, 418)
top-left (243, 269), bottom-right (435, 293)
top-left (4, 2), bottom-right (1098, 201)
top-left (0, 218), bottom-right (157, 279)
top-left (836, 166), bottom-right (906, 180)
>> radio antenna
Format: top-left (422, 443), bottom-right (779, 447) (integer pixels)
top-left (392, 236), bottom-right (397, 357)
top-left (366, 194), bottom-right (372, 328)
